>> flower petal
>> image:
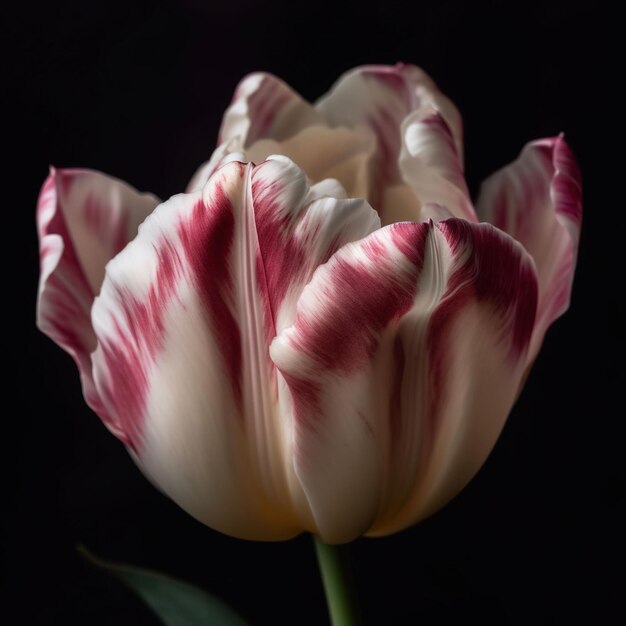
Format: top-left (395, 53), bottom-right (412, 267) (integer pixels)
top-left (271, 219), bottom-right (537, 542)
top-left (36, 167), bottom-right (159, 434)
top-left (245, 125), bottom-right (376, 201)
top-left (37, 168), bottom-right (160, 293)
top-left (218, 72), bottom-right (325, 147)
top-left (476, 135), bottom-right (582, 361)
top-left (193, 123), bottom-right (375, 203)
top-left (91, 157), bottom-right (379, 540)
top-left (397, 110), bottom-right (477, 223)
top-left (315, 64), bottom-right (464, 193)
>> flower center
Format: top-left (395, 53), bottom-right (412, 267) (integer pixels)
top-left (246, 124), bottom-right (422, 226)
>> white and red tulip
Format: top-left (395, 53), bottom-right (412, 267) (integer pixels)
top-left (37, 64), bottom-right (582, 544)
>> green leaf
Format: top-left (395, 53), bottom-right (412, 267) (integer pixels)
top-left (78, 545), bottom-right (248, 626)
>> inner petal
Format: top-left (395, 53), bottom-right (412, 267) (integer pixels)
top-left (246, 124), bottom-right (377, 202)
top-left (381, 183), bottom-right (423, 225)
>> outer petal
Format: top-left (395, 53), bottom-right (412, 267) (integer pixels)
top-left (91, 157), bottom-right (380, 540)
top-left (476, 135), bottom-right (582, 361)
top-left (271, 219), bottom-right (537, 543)
top-left (218, 72), bottom-right (325, 147)
top-left (315, 64), bottom-right (464, 192)
top-left (396, 110), bottom-right (477, 223)
top-left (36, 168), bottom-right (159, 433)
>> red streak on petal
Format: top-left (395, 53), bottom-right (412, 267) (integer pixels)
top-left (438, 220), bottom-right (537, 357)
top-left (57, 168), bottom-right (75, 198)
top-left (252, 176), bottom-right (305, 339)
top-left (364, 66), bottom-right (412, 107)
top-left (99, 182), bottom-right (244, 451)
top-left (83, 192), bottom-right (131, 256)
top-left (281, 222), bottom-right (432, 430)
top-left (44, 177), bottom-right (94, 298)
top-left (282, 223), bottom-right (429, 428)
top-left (84, 192), bottom-right (102, 233)
top-left (368, 107), bottom-right (402, 193)
top-left (99, 323), bottom-right (150, 450)
top-left (37, 170), bottom-right (134, 440)
top-left (98, 236), bottom-right (181, 450)
top-left (551, 136), bottom-right (583, 225)
top-left (247, 81), bottom-right (292, 144)
top-left (418, 220), bottom-right (536, 442)
top-left (281, 370), bottom-right (322, 427)
top-left (391, 220), bottom-right (428, 267)
top-left (180, 192), bottom-right (242, 404)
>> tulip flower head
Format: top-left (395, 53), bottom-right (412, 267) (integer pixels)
top-left (37, 64), bottom-right (581, 544)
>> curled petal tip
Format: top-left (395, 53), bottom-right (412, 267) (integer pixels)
top-left (476, 134), bottom-right (582, 364)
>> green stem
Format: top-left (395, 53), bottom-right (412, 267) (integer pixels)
top-left (313, 535), bottom-right (361, 626)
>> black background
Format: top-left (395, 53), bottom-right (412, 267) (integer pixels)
top-left (3, 1), bottom-right (624, 624)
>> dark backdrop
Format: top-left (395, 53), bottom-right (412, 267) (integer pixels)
top-left (4, 1), bottom-right (624, 624)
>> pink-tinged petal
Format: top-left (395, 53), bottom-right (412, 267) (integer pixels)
top-left (476, 135), bottom-right (582, 362)
top-left (218, 72), bottom-right (325, 147)
top-left (37, 168), bottom-right (160, 293)
top-left (271, 219), bottom-right (537, 543)
top-left (397, 110), bottom-right (477, 224)
top-left (315, 64), bottom-right (464, 196)
top-left (90, 157), bottom-right (379, 540)
top-left (36, 168), bottom-right (160, 437)
top-left (399, 64), bottom-right (464, 161)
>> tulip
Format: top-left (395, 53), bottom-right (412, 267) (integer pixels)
top-left (37, 64), bottom-right (582, 545)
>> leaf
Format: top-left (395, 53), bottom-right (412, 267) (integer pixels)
top-left (78, 545), bottom-right (249, 626)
